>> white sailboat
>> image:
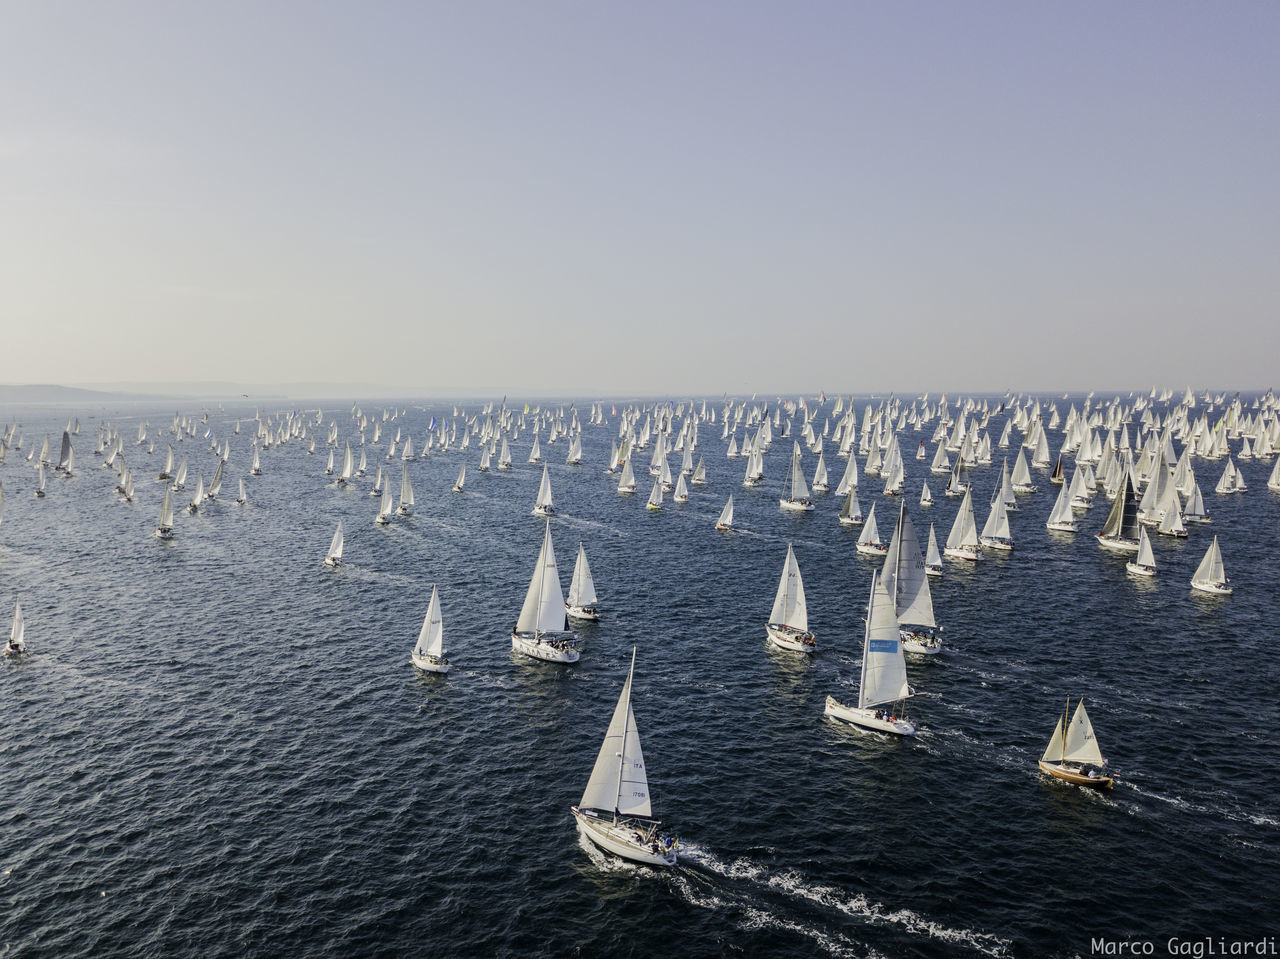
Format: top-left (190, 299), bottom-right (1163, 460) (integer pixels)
top-left (1182, 482), bottom-right (1211, 524)
top-left (856, 503), bottom-right (888, 556)
top-left (617, 457), bottom-right (637, 494)
top-left (882, 501), bottom-right (941, 654)
top-left (236, 478), bottom-right (247, 506)
top-left (765, 543), bottom-right (816, 653)
top-left (397, 464), bottom-right (415, 515)
top-left (824, 571), bottom-right (916, 736)
top-left (324, 521), bottom-right (344, 567)
top-left (672, 473), bottom-right (689, 503)
top-left (511, 522), bottom-right (579, 662)
top-left (453, 464), bottom-right (466, 493)
top-left (35, 464), bottom-right (47, 497)
top-left (187, 473), bottom-right (205, 513)
top-left (979, 489), bottom-right (1013, 550)
top-left (1038, 699), bottom-right (1113, 789)
top-left (838, 487), bottom-right (863, 526)
top-left (1095, 472), bottom-right (1141, 552)
top-left (4, 602), bottom-right (26, 656)
top-left (779, 442), bottom-right (814, 510)
top-left (919, 481), bottom-right (933, 508)
top-left (645, 478), bottom-right (663, 510)
top-left (1126, 527), bottom-right (1156, 577)
top-left (375, 486), bottom-right (394, 525)
top-left (532, 465), bottom-right (556, 517)
top-left (250, 447), bottom-right (262, 476)
top-left (715, 494), bottom-right (734, 531)
top-left (924, 522), bottom-right (943, 577)
top-left (570, 648), bottom-right (678, 867)
top-left (944, 488), bottom-right (981, 561)
top-left (411, 584), bottom-right (449, 673)
top-left (1190, 536), bottom-right (1232, 594)
top-left (155, 486), bottom-right (175, 539)
top-left (1045, 481), bottom-right (1078, 532)
top-left (566, 542), bottom-right (600, 621)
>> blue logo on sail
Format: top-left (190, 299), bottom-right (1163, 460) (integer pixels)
top-left (868, 640), bottom-right (899, 653)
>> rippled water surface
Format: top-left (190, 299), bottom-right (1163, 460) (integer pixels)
top-left (2, 398), bottom-right (1277, 958)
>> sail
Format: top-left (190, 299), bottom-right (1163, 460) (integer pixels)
top-left (787, 442), bottom-right (810, 500)
top-left (1192, 536), bottom-right (1226, 585)
top-left (1098, 472), bottom-right (1138, 540)
top-left (1063, 700), bottom-right (1105, 765)
top-left (1011, 449), bottom-right (1034, 488)
top-left (980, 494), bottom-right (1011, 541)
top-left (415, 585), bottom-right (445, 659)
top-left (925, 523), bottom-right (943, 568)
top-left (567, 544), bottom-right (598, 607)
top-left (858, 572), bottom-right (911, 709)
top-left (1047, 482), bottom-right (1074, 527)
top-left (379, 487), bottom-right (393, 518)
top-left (618, 458), bottom-right (636, 491)
top-left (8, 602), bottom-right (24, 652)
top-left (159, 487), bottom-right (174, 528)
top-left (579, 648), bottom-right (651, 819)
top-left (400, 464), bottom-right (414, 507)
top-left (455, 465), bottom-right (466, 490)
top-left (647, 479), bottom-right (663, 508)
top-left (839, 488), bottom-right (862, 522)
top-left (1040, 713), bottom-right (1066, 762)
top-left (769, 544), bottom-right (808, 631)
top-left (858, 504), bottom-right (881, 546)
top-left (516, 523), bottom-right (567, 634)
top-left (946, 489), bottom-right (979, 549)
top-left (58, 431), bottom-right (72, 470)
top-left (882, 503), bottom-right (935, 627)
top-left (328, 522), bottom-right (344, 561)
top-left (717, 495), bottom-right (734, 527)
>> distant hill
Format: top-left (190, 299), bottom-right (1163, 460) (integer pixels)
top-left (0, 384), bottom-right (148, 404)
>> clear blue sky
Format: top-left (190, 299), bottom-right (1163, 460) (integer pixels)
top-left (2, 1), bottom-right (1276, 395)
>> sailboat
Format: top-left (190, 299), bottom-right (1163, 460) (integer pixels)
top-left (779, 442), bottom-right (814, 510)
top-left (187, 473), bottom-right (205, 513)
top-left (375, 486), bottom-right (394, 525)
top-left (236, 478), bottom-right (247, 506)
top-left (1038, 699), bottom-right (1113, 789)
top-left (4, 602), bottom-right (26, 656)
top-left (838, 487), bottom-right (863, 526)
top-left (924, 523), bottom-right (943, 577)
top-left (370, 463), bottom-right (384, 495)
top-left (919, 481), bottom-right (933, 507)
top-left (1190, 536), bottom-right (1232, 594)
top-left (1045, 480), bottom-right (1078, 532)
top-left (565, 542), bottom-right (600, 621)
top-left (155, 486), bottom-right (175, 539)
top-left (824, 571), bottom-right (916, 735)
top-left (511, 522), bottom-right (579, 662)
top-left (979, 489), bottom-right (1014, 550)
top-left (1095, 471), bottom-right (1142, 552)
top-left (715, 495), bottom-right (734, 531)
top-left (532, 465), bottom-right (556, 517)
top-left (766, 543), bottom-right (816, 653)
top-left (856, 503), bottom-right (888, 556)
top-left (1182, 482), bottom-right (1211, 523)
top-left (324, 521), bottom-right (344, 567)
top-left (397, 464), bottom-right (415, 515)
top-left (944, 488), bottom-right (982, 561)
top-left (882, 501), bottom-right (941, 654)
top-left (250, 447), bottom-right (262, 476)
top-left (671, 473), bottom-right (689, 503)
top-left (411, 584), bottom-right (449, 673)
top-left (1126, 527), bottom-right (1156, 577)
top-left (617, 457), bottom-right (637, 494)
top-left (645, 478), bottom-right (663, 510)
top-left (453, 464), bottom-right (466, 493)
top-left (35, 464), bottom-right (47, 497)
top-left (570, 648), bottom-right (678, 866)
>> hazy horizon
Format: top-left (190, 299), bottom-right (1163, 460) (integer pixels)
top-left (3, 3), bottom-right (1277, 394)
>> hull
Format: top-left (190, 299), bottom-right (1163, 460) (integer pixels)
top-left (1046, 521), bottom-right (1078, 532)
top-left (824, 697), bottom-right (916, 736)
top-left (512, 631), bottom-right (580, 663)
top-left (565, 604), bottom-right (600, 621)
top-left (715, 523), bottom-right (733, 531)
top-left (1096, 534), bottom-right (1140, 553)
top-left (1125, 563), bottom-right (1156, 577)
top-left (944, 546), bottom-right (981, 561)
top-left (855, 543), bottom-right (888, 556)
top-left (1190, 580), bottom-right (1233, 595)
top-left (323, 558), bottom-right (340, 568)
top-left (571, 808), bottom-right (677, 867)
top-left (154, 527), bottom-right (173, 540)
top-left (766, 624), bottom-right (816, 654)
top-left (925, 564), bottom-right (943, 577)
top-left (532, 506), bottom-right (555, 517)
top-left (837, 515), bottom-right (863, 527)
top-left (779, 498), bottom-right (815, 512)
top-left (980, 537), bottom-right (1014, 551)
top-left (900, 629), bottom-right (941, 655)
top-left (1037, 759), bottom-right (1113, 789)
top-left (411, 652), bottom-right (450, 673)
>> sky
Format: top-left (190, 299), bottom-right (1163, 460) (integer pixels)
top-left (1, 1), bottom-right (1277, 398)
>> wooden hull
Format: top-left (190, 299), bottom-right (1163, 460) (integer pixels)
top-left (1038, 759), bottom-right (1113, 789)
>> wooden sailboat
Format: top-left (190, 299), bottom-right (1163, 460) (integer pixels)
top-left (765, 543), bottom-right (816, 654)
top-left (511, 522), bottom-right (579, 662)
top-left (1190, 536), bottom-right (1232, 594)
top-left (570, 648), bottom-right (678, 866)
top-left (1038, 699), bottom-right (1113, 789)
top-left (824, 571), bottom-right (916, 735)
top-left (411, 584), bottom-right (449, 673)
top-left (565, 542), bottom-right (600, 621)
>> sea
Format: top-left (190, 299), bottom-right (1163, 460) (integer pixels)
top-left (1, 396), bottom-right (1277, 959)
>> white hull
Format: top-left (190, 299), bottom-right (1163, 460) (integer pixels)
top-left (512, 631), bottom-right (580, 662)
top-left (1126, 563), bottom-right (1156, 577)
top-left (532, 506), bottom-right (555, 517)
top-left (925, 564), bottom-right (943, 577)
top-left (1095, 534), bottom-right (1140, 553)
top-left (943, 546), bottom-right (981, 561)
top-left (855, 543), bottom-right (888, 557)
top-left (1046, 521), bottom-right (1078, 532)
top-left (411, 653), bottom-right (451, 673)
top-left (980, 537), bottom-right (1014, 551)
top-left (323, 558), bottom-right (340, 568)
top-left (779, 498), bottom-right (815, 512)
top-left (766, 624), bottom-right (816, 654)
top-left (824, 697), bottom-right (916, 736)
top-left (838, 515), bottom-right (863, 527)
top-left (154, 528), bottom-right (173, 540)
top-left (900, 629), bottom-right (942, 655)
top-left (571, 809), bottom-right (676, 867)
top-left (1190, 580), bottom-right (1233, 595)
top-left (566, 604), bottom-right (600, 621)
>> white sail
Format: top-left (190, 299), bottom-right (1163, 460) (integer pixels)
top-left (454, 464), bottom-right (466, 491)
top-left (618, 458), bottom-right (636, 492)
top-left (1046, 481), bottom-right (1077, 530)
top-left (567, 543), bottom-right (598, 608)
top-left (980, 492), bottom-right (1012, 545)
top-left (857, 503), bottom-right (881, 547)
top-left (672, 473), bottom-right (689, 502)
top-left (326, 521), bottom-right (344, 563)
top-left (858, 572), bottom-right (911, 710)
top-left (377, 487), bottom-right (394, 522)
top-left (7, 602), bottom-right (26, 653)
top-left (399, 464), bottom-right (415, 510)
top-left (533, 464), bottom-right (554, 513)
top-left (1191, 536), bottom-right (1228, 588)
top-left (579, 648), bottom-right (651, 819)
top-left (237, 478), bottom-right (247, 504)
top-left (946, 488), bottom-right (980, 552)
top-left (920, 481), bottom-right (933, 507)
top-left (414, 585), bottom-right (446, 660)
top-left (769, 544), bottom-right (809, 632)
top-left (1062, 700), bottom-right (1106, 765)
top-left (882, 503), bottom-right (935, 628)
top-left (1134, 526), bottom-right (1155, 568)
top-left (925, 523), bottom-right (943, 572)
top-left (158, 486), bottom-right (174, 530)
top-left (646, 478), bottom-right (663, 509)
top-left (516, 522), bottom-right (567, 635)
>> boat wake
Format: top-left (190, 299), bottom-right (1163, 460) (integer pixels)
top-left (674, 843), bottom-right (1012, 958)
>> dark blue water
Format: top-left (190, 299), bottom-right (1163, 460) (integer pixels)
top-left (2, 398), bottom-right (1277, 958)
